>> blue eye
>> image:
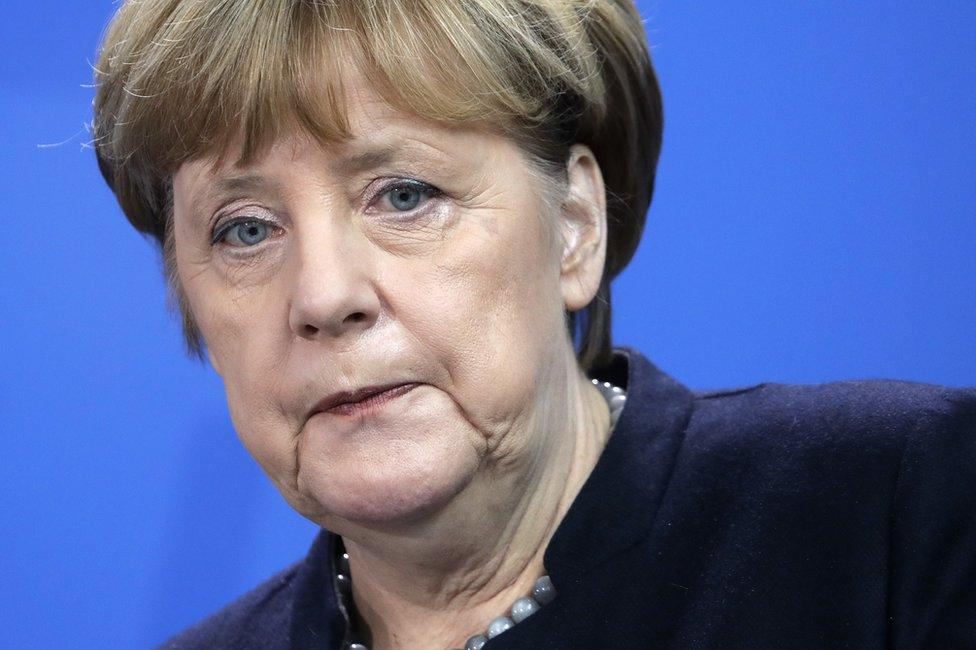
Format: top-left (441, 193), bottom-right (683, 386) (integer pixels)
top-left (217, 219), bottom-right (270, 247)
top-left (381, 181), bottom-right (439, 212)
top-left (387, 185), bottom-right (422, 211)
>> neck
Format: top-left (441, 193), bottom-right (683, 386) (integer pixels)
top-left (337, 346), bottom-right (612, 650)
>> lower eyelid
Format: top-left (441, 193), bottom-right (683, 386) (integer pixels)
top-left (217, 236), bottom-right (282, 263)
top-left (377, 204), bottom-right (453, 232)
top-left (373, 202), bottom-right (442, 223)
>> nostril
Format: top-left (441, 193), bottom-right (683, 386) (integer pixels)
top-left (298, 312), bottom-right (369, 337)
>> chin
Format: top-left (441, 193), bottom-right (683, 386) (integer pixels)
top-left (292, 405), bottom-right (482, 527)
top-left (296, 449), bottom-right (479, 527)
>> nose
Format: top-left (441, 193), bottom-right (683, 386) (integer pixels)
top-left (287, 225), bottom-right (381, 342)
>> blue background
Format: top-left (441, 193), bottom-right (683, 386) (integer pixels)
top-left (2, 2), bottom-right (973, 647)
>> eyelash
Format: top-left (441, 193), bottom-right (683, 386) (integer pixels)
top-left (211, 215), bottom-right (270, 247)
top-left (209, 178), bottom-right (444, 248)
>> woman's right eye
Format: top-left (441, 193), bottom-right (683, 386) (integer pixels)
top-left (214, 219), bottom-right (272, 248)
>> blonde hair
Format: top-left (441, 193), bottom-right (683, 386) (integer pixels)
top-left (93, 0), bottom-right (663, 370)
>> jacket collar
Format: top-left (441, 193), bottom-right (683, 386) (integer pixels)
top-left (543, 347), bottom-right (695, 585)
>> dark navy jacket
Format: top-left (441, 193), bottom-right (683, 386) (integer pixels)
top-left (162, 348), bottom-right (976, 649)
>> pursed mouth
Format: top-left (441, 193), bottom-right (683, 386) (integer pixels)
top-left (312, 382), bottom-right (421, 417)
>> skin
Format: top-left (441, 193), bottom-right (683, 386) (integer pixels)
top-left (172, 78), bottom-right (612, 650)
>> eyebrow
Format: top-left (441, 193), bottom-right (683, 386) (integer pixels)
top-left (213, 173), bottom-right (283, 195)
top-left (193, 173), bottom-right (284, 211)
top-left (332, 147), bottom-right (397, 176)
top-left (330, 139), bottom-right (457, 178)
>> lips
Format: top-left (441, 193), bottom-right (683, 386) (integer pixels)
top-left (311, 382), bottom-right (420, 417)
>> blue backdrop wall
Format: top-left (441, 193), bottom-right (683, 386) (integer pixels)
top-left (1, 2), bottom-right (973, 647)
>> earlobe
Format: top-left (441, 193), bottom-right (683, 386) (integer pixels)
top-left (559, 144), bottom-right (608, 312)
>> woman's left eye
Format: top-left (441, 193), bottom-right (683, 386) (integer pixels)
top-left (377, 181), bottom-right (440, 212)
top-left (213, 219), bottom-right (274, 248)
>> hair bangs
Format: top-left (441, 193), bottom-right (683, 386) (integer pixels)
top-left (100, 2), bottom-right (351, 183)
top-left (96, 0), bottom-right (603, 237)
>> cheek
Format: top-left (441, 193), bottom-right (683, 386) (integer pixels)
top-left (218, 324), bottom-right (297, 472)
top-left (394, 206), bottom-right (566, 428)
top-left (178, 261), bottom-right (298, 477)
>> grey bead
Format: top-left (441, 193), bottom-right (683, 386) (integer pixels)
top-left (610, 394), bottom-right (627, 410)
top-left (465, 633), bottom-right (489, 649)
top-left (335, 572), bottom-right (351, 594)
top-left (532, 575), bottom-right (556, 605)
top-left (347, 644), bottom-right (368, 650)
top-left (486, 616), bottom-right (514, 638)
top-left (338, 552), bottom-right (350, 575)
top-left (510, 596), bottom-right (540, 623)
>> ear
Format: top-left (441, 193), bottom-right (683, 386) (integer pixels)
top-left (557, 144), bottom-right (607, 312)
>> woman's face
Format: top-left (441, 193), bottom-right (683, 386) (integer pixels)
top-left (171, 81), bottom-right (604, 528)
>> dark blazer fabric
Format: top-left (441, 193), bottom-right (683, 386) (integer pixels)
top-left (161, 348), bottom-right (976, 649)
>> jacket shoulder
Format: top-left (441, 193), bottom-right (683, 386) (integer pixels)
top-left (675, 377), bottom-right (976, 513)
top-left (158, 561), bottom-right (303, 650)
top-left (689, 377), bottom-right (976, 458)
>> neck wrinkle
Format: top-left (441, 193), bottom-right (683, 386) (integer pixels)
top-left (343, 347), bottom-right (613, 650)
